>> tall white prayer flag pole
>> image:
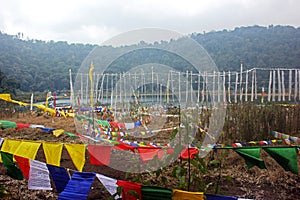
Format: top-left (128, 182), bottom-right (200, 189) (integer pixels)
top-left (223, 71), bottom-right (226, 103)
top-left (245, 70), bottom-right (248, 102)
top-left (228, 71), bottom-right (231, 103)
top-left (277, 69), bottom-right (281, 101)
top-left (281, 71), bottom-right (285, 101)
top-left (213, 71), bottom-right (215, 103)
top-left (268, 70), bottom-right (272, 102)
top-left (69, 69), bottom-right (74, 107)
top-left (272, 70), bottom-right (276, 101)
top-left (234, 72), bottom-right (238, 103)
top-left (295, 69), bottom-right (298, 101)
top-left (254, 69), bottom-right (257, 100)
top-left (239, 63), bottom-right (243, 102)
top-left (288, 70), bottom-right (292, 101)
top-left (251, 70), bottom-right (254, 102)
top-left (217, 71), bottom-right (220, 103)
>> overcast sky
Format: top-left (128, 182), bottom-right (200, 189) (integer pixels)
top-left (0, 0), bottom-right (299, 45)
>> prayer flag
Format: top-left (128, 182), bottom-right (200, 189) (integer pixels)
top-left (142, 186), bottom-right (172, 200)
top-left (206, 194), bottom-right (238, 200)
top-left (28, 159), bottom-right (52, 190)
top-left (14, 155), bottom-right (30, 179)
top-left (47, 164), bottom-right (70, 193)
top-left (264, 147), bottom-right (298, 174)
top-left (88, 145), bottom-right (112, 166)
top-left (58, 171), bottom-right (95, 200)
top-left (138, 147), bottom-right (164, 162)
top-left (117, 180), bottom-right (142, 200)
top-left (173, 189), bottom-right (204, 200)
top-left (14, 141), bottom-right (41, 159)
top-left (0, 152), bottom-right (24, 180)
top-left (0, 139), bottom-right (21, 154)
top-left (64, 143), bottom-right (86, 172)
top-left (43, 142), bottom-right (63, 166)
top-left (234, 148), bottom-right (266, 169)
top-left (53, 129), bottom-right (65, 137)
top-left (96, 173), bottom-right (119, 197)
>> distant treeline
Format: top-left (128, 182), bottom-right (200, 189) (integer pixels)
top-left (0, 25), bottom-right (300, 94)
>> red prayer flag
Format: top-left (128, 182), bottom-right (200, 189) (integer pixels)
top-left (14, 155), bottom-right (30, 179)
top-left (117, 180), bottom-right (142, 200)
top-left (179, 148), bottom-right (199, 160)
top-left (114, 142), bottom-right (136, 152)
top-left (88, 145), bottom-right (112, 166)
top-left (138, 147), bottom-right (164, 162)
top-left (16, 124), bottom-right (31, 130)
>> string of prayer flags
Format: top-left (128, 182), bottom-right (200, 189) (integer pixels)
top-left (271, 131), bottom-right (300, 145)
top-left (58, 171), bottom-right (95, 200)
top-left (88, 145), bottom-right (112, 166)
top-left (264, 147), bottom-right (299, 174)
top-left (28, 159), bottom-right (52, 190)
top-left (0, 152), bottom-right (24, 180)
top-left (14, 155), bottom-right (30, 179)
top-left (47, 164), bottom-right (70, 193)
top-left (64, 143), bottom-right (86, 172)
top-left (142, 186), bottom-right (172, 200)
top-left (173, 189), bottom-right (204, 200)
top-left (117, 180), bottom-right (142, 200)
top-left (43, 142), bottom-right (63, 166)
top-left (234, 148), bottom-right (266, 169)
top-left (96, 173), bottom-right (119, 198)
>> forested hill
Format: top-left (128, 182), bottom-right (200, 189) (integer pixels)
top-left (192, 25), bottom-right (300, 71)
top-left (0, 25), bottom-right (300, 93)
top-left (0, 33), bottom-right (95, 93)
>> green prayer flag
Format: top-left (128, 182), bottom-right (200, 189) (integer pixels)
top-left (0, 152), bottom-right (24, 180)
top-left (0, 120), bottom-right (17, 129)
top-left (141, 186), bottom-right (172, 200)
top-left (264, 147), bottom-right (299, 174)
top-left (234, 148), bottom-right (266, 169)
top-left (64, 132), bottom-right (80, 139)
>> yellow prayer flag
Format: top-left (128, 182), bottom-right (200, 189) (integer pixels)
top-left (64, 143), bottom-right (86, 172)
top-left (45, 107), bottom-right (56, 116)
top-left (1, 139), bottom-right (22, 154)
top-left (43, 142), bottom-right (63, 166)
top-left (173, 189), bottom-right (204, 200)
top-left (0, 94), bottom-right (12, 102)
top-left (53, 129), bottom-right (64, 137)
top-left (14, 141), bottom-right (41, 159)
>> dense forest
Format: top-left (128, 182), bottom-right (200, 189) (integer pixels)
top-left (0, 25), bottom-right (299, 93)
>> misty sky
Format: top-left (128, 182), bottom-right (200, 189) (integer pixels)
top-left (0, 0), bottom-right (299, 44)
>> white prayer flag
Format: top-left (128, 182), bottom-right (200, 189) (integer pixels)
top-left (96, 173), bottom-right (119, 199)
top-left (28, 160), bottom-right (52, 190)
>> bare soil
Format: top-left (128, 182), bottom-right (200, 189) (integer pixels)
top-left (0, 113), bottom-right (299, 200)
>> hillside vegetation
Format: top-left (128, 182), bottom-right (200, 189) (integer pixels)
top-left (0, 25), bottom-right (299, 93)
